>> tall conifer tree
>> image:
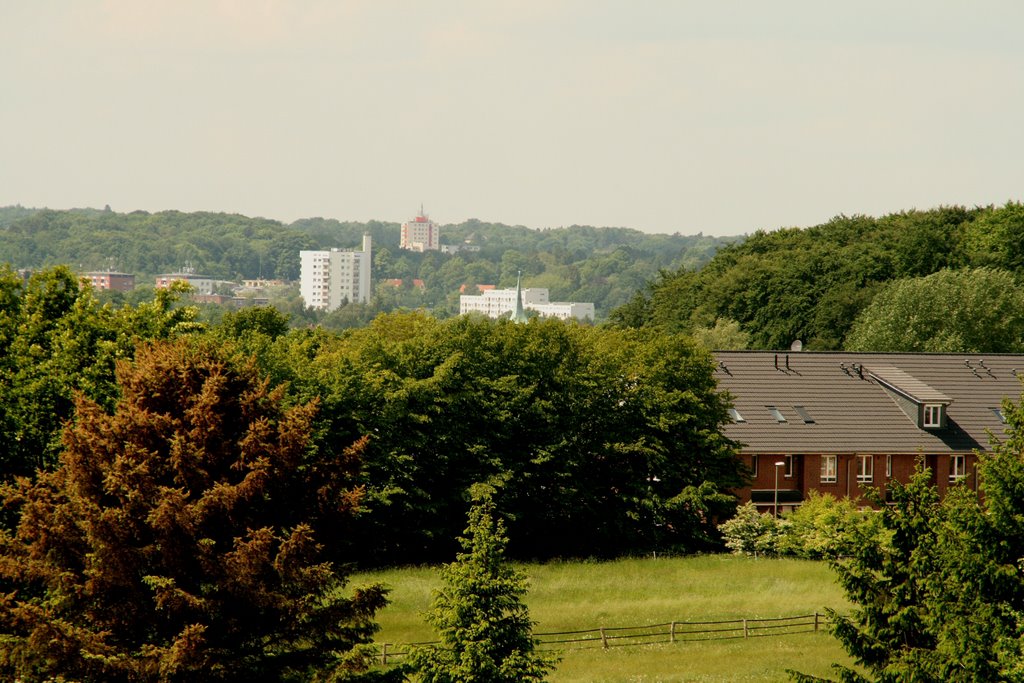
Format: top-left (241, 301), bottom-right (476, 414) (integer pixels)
top-left (0, 339), bottom-right (392, 683)
top-left (411, 486), bottom-right (556, 683)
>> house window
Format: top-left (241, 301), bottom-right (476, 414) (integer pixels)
top-left (991, 407), bottom-right (1007, 424)
top-left (785, 455), bottom-right (795, 478)
top-left (886, 454), bottom-right (892, 478)
top-left (950, 455), bottom-right (966, 482)
top-left (767, 406), bottom-right (787, 422)
top-left (857, 454), bottom-right (873, 483)
top-left (729, 408), bottom-right (745, 423)
top-left (923, 404), bottom-right (942, 428)
top-left (820, 455), bottom-right (837, 483)
top-left (750, 454), bottom-right (758, 477)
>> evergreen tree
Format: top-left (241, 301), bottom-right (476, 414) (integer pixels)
top-left (410, 486), bottom-right (556, 683)
top-left (0, 339), bottom-right (392, 683)
top-left (791, 462), bottom-right (941, 682)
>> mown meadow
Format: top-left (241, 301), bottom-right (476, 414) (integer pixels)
top-left (355, 554), bottom-right (856, 682)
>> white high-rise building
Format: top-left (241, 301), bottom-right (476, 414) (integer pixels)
top-left (300, 234), bottom-right (372, 310)
top-left (400, 206), bottom-right (439, 252)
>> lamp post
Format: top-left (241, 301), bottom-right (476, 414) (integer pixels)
top-left (774, 461), bottom-right (785, 518)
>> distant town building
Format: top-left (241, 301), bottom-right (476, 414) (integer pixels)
top-left (155, 272), bottom-right (216, 295)
top-left (440, 244), bottom-right (480, 254)
top-left (241, 278), bottom-right (286, 289)
top-left (400, 206), bottom-right (440, 252)
top-left (459, 285), bottom-right (594, 322)
top-left (299, 234), bottom-right (373, 310)
top-left (82, 271), bottom-right (135, 292)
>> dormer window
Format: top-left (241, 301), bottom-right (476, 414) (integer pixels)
top-left (923, 404), bottom-right (943, 428)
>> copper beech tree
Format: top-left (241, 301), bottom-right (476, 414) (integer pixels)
top-left (0, 339), bottom-right (394, 683)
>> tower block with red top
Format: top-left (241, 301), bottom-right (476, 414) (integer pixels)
top-left (400, 205), bottom-right (440, 252)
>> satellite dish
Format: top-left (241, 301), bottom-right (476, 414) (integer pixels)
top-left (790, 339), bottom-right (803, 352)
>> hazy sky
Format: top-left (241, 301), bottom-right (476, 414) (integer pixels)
top-left (2, 1), bottom-right (1022, 236)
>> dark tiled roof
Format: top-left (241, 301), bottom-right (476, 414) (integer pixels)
top-left (714, 351), bottom-right (1024, 455)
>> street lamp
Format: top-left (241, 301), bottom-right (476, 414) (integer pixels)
top-left (774, 461), bottom-right (786, 518)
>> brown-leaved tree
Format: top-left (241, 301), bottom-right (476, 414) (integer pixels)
top-left (0, 339), bottom-right (392, 683)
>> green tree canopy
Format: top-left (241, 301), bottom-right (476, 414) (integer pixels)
top-left (611, 205), bottom-right (988, 350)
top-left (280, 311), bottom-right (741, 564)
top-left (843, 267), bottom-right (1024, 353)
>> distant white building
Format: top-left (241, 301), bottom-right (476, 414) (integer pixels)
top-left (400, 207), bottom-right (439, 252)
top-left (530, 301), bottom-right (596, 322)
top-left (300, 234), bottom-right (372, 310)
top-left (460, 286), bottom-right (594, 322)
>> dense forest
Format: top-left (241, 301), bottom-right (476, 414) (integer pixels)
top-left (0, 205), bottom-right (731, 322)
top-left (611, 202), bottom-right (1024, 352)
top-left (0, 265), bottom-right (740, 563)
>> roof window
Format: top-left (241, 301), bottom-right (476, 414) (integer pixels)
top-left (766, 406), bottom-right (787, 423)
top-left (793, 406), bottom-right (815, 424)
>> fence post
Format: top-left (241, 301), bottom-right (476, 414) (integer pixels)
top-left (670, 621), bottom-right (676, 643)
top-left (743, 619), bottom-right (748, 638)
top-left (380, 643), bottom-right (388, 666)
top-left (600, 627), bottom-right (608, 649)
top-left (814, 612), bottom-right (819, 632)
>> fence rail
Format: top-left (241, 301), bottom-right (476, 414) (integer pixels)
top-left (374, 612), bottom-right (832, 665)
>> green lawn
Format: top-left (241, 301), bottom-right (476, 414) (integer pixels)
top-left (353, 554), bottom-right (857, 682)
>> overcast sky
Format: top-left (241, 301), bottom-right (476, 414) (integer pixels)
top-left (2, 1), bottom-right (1022, 236)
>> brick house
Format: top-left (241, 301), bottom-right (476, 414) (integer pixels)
top-left (714, 351), bottom-right (1024, 513)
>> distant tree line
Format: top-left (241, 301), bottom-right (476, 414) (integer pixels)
top-left (611, 202), bottom-right (1024, 353)
top-left (0, 206), bottom-right (732, 323)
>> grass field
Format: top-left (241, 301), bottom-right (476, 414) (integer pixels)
top-left (353, 554), bottom-right (857, 682)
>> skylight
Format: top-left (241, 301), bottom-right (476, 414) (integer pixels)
top-left (728, 408), bottom-right (745, 423)
top-left (766, 406), bottom-right (786, 423)
top-left (793, 406), bottom-right (815, 424)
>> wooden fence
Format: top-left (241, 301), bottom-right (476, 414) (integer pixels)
top-left (375, 612), bottom-right (830, 665)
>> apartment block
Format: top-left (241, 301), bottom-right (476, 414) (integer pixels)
top-left (299, 234), bottom-right (373, 310)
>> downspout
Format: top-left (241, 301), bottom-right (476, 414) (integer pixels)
top-left (846, 455), bottom-right (852, 499)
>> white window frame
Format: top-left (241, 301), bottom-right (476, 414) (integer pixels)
top-left (750, 454), bottom-right (758, 477)
top-left (950, 454), bottom-right (966, 482)
top-left (820, 455), bottom-right (837, 483)
top-left (886, 454), bottom-right (892, 478)
top-left (857, 454), bottom-right (873, 483)
top-left (785, 455), bottom-right (794, 478)
top-left (923, 404), bottom-right (942, 428)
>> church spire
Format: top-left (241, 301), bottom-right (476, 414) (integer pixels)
top-left (513, 270), bottom-right (528, 323)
